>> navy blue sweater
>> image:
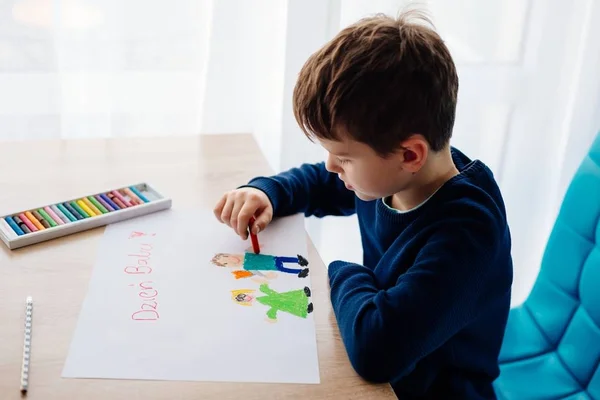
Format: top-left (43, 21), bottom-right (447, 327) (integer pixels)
top-left (245, 148), bottom-right (513, 399)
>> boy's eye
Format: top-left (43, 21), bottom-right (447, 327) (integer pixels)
top-left (337, 157), bottom-right (350, 164)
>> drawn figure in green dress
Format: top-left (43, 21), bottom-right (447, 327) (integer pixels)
top-left (211, 252), bottom-right (309, 282)
top-left (231, 283), bottom-right (313, 323)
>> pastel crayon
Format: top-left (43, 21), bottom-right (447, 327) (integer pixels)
top-left (107, 192), bottom-right (127, 209)
top-left (5, 216), bottom-right (24, 236)
top-left (111, 190), bottom-right (132, 207)
top-left (25, 211), bottom-right (45, 230)
top-left (127, 188), bottom-right (147, 204)
top-left (129, 186), bottom-right (150, 203)
top-left (70, 201), bottom-right (89, 218)
top-left (100, 193), bottom-right (121, 210)
top-left (77, 199), bottom-right (96, 217)
top-left (120, 188), bottom-right (141, 205)
top-left (32, 210), bottom-right (51, 228)
top-left (18, 213), bottom-right (38, 232)
top-left (64, 202), bottom-right (83, 220)
top-left (57, 203), bottom-right (77, 222)
top-left (88, 196), bottom-right (108, 213)
top-left (56, 203), bottom-right (76, 222)
top-left (44, 206), bottom-right (64, 225)
top-left (13, 216), bottom-right (31, 234)
top-left (82, 197), bottom-right (102, 215)
top-left (38, 208), bottom-right (57, 227)
top-left (50, 204), bottom-right (70, 224)
top-left (95, 195), bottom-right (114, 212)
top-left (19, 222), bottom-right (31, 234)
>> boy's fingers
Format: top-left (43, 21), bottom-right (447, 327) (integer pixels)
top-left (229, 200), bottom-right (244, 234)
top-left (237, 203), bottom-right (258, 239)
top-left (220, 197), bottom-right (235, 227)
top-left (213, 195), bottom-right (226, 222)
top-left (253, 207), bottom-right (273, 234)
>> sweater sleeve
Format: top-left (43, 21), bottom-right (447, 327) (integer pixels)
top-left (241, 162), bottom-right (356, 218)
top-left (327, 219), bottom-right (505, 383)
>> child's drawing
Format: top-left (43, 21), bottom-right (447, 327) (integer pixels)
top-left (129, 231), bottom-right (156, 239)
top-left (232, 283), bottom-right (313, 322)
top-left (211, 252), bottom-right (309, 282)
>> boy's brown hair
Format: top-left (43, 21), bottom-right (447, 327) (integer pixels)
top-left (293, 10), bottom-right (458, 156)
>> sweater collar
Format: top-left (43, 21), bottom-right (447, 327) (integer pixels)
top-left (374, 147), bottom-right (486, 223)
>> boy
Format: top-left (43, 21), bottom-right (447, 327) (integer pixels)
top-left (214, 10), bottom-right (512, 399)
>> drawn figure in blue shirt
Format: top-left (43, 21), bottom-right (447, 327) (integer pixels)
top-left (211, 252), bottom-right (309, 281)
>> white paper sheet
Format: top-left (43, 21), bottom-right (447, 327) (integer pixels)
top-left (62, 209), bottom-right (320, 384)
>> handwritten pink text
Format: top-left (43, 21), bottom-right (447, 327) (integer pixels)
top-left (124, 241), bottom-right (160, 322)
top-left (124, 243), bottom-right (153, 274)
top-left (131, 280), bottom-right (160, 321)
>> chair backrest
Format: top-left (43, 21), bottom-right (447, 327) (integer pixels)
top-left (524, 131), bottom-right (600, 386)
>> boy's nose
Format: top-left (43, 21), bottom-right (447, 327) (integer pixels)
top-left (325, 154), bottom-right (341, 173)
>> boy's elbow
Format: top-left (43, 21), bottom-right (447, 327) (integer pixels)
top-left (345, 338), bottom-right (397, 383)
top-left (344, 327), bottom-right (416, 384)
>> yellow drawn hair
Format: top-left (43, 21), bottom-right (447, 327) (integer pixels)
top-left (231, 289), bottom-right (255, 306)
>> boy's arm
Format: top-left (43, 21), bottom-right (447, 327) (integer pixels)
top-left (327, 217), bottom-right (507, 383)
top-left (241, 162), bottom-right (356, 218)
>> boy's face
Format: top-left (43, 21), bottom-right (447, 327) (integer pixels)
top-left (320, 136), bottom-right (416, 201)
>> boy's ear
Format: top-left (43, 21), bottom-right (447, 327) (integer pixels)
top-left (398, 135), bottom-right (428, 173)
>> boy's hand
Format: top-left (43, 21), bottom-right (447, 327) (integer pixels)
top-left (214, 188), bottom-right (273, 239)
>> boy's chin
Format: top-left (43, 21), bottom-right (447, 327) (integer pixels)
top-left (354, 191), bottom-right (380, 202)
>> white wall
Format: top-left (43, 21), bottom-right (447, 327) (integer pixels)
top-left (248, 0), bottom-right (289, 172)
top-left (1, 0), bottom-right (213, 139)
top-left (200, 0), bottom-right (257, 135)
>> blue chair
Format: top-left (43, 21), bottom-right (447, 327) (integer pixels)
top-left (494, 132), bottom-right (600, 399)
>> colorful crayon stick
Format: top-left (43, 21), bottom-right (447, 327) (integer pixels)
top-left (77, 199), bottom-right (96, 217)
top-left (18, 213), bottom-right (38, 232)
top-left (44, 206), bottom-right (64, 225)
top-left (107, 192), bottom-right (127, 209)
top-left (119, 188), bottom-right (144, 205)
top-left (100, 193), bottom-right (120, 210)
top-left (82, 197), bottom-right (102, 215)
top-left (32, 210), bottom-right (51, 229)
top-left (248, 217), bottom-right (260, 253)
top-left (120, 188), bottom-right (141, 205)
top-left (25, 211), bottom-right (45, 230)
top-left (18, 222), bottom-right (31, 234)
top-left (37, 209), bottom-right (57, 227)
top-left (70, 201), bottom-right (89, 218)
top-left (57, 203), bottom-right (77, 222)
top-left (63, 202), bottom-right (83, 220)
top-left (88, 196), bottom-right (108, 214)
top-left (95, 195), bottom-right (114, 212)
top-left (111, 190), bottom-right (132, 207)
top-left (50, 205), bottom-right (70, 224)
top-left (13, 216), bottom-right (31, 234)
top-left (5, 216), bottom-right (25, 236)
top-left (129, 186), bottom-right (150, 203)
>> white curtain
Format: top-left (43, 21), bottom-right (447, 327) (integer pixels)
top-left (2, 0), bottom-right (599, 305)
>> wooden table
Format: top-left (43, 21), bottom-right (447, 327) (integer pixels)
top-left (0, 134), bottom-right (395, 399)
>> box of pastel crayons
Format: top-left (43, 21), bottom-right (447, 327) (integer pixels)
top-left (0, 183), bottom-right (171, 250)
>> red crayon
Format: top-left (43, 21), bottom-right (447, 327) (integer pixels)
top-left (248, 217), bottom-right (260, 254)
